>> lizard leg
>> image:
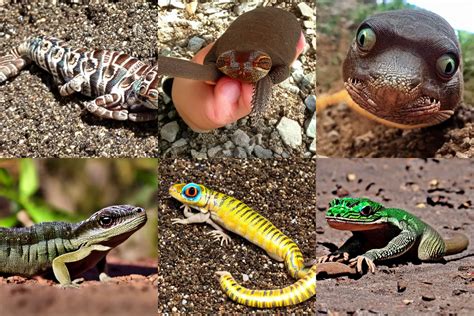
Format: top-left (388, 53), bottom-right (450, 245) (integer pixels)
top-left (85, 93), bottom-right (128, 121)
top-left (251, 75), bottom-right (273, 112)
top-left (316, 89), bottom-right (354, 113)
top-left (349, 226), bottom-right (417, 273)
top-left (96, 256), bottom-right (112, 282)
top-left (52, 244), bottom-right (112, 286)
top-left (0, 52), bottom-right (29, 82)
top-left (318, 234), bottom-right (364, 263)
top-left (59, 74), bottom-right (86, 96)
top-left (171, 211), bottom-right (210, 225)
top-left (128, 111), bottom-right (158, 122)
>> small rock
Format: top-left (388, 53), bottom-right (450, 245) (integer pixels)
top-left (306, 114), bottom-right (316, 138)
top-left (421, 294), bottom-right (436, 301)
top-left (188, 36), bottom-right (206, 53)
top-left (170, 0), bottom-right (185, 9)
top-left (160, 121), bottom-right (180, 142)
top-left (190, 150), bottom-right (207, 159)
top-left (233, 146), bottom-right (247, 158)
top-left (327, 130), bottom-right (340, 143)
top-left (242, 274), bottom-right (249, 282)
top-left (397, 280), bottom-right (407, 293)
top-left (277, 117), bottom-right (302, 149)
top-left (231, 129), bottom-right (250, 147)
top-left (309, 139), bottom-right (316, 153)
top-left (254, 145), bottom-right (273, 158)
top-left (297, 3), bottom-right (314, 18)
top-left (172, 138), bottom-right (187, 148)
top-left (223, 141), bottom-right (234, 150)
top-left (207, 146), bottom-right (222, 158)
top-left (305, 94), bottom-right (316, 112)
top-left (158, 0), bottom-right (171, 7)
top-left (402, 299), bottom-right (413, 305)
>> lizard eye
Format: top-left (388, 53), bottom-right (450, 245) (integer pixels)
top-left (360, 205), bottom-right (372, 216)
top-left (436, 53), bottom-right (458, 79)
top-left (99, 215), bottom-right (113, 227)
top-left (356, 26), bottom-right (376, 52)
top-left (182, 183), bottom-right (201, 200)
top-left (148, 91), bottom-right (158, 99)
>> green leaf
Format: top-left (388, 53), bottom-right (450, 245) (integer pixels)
top-left (19, 159), bottom-right (39, 200)
top-left (22, 200), bottom-right (76, 223)
top-left (0, 214), bottom-right (18, 227)
top-left (0, 168), bottom-right (14, 187)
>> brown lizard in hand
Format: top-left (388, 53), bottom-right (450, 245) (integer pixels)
top-left (158, 6), bottom-right (302, 113)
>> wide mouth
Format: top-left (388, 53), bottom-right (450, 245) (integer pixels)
top-left (344, 77), bottom-right (453, 127)
top-left (326, 216), bottom-right (388, 231)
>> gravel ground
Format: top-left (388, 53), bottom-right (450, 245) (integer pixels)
top-left (0, 2), bottom-right (158, 157)
top-left (316, 159), bottom-right (473, 314)
top-left (158, 158), bottom-right (316, 313)
top-left (158, 1), bottom-right (316, 158)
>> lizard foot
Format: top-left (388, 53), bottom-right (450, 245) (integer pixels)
top-left (207, 230), bottom-right (232, 246)
top-left (349, 255), bottom-right (376, 274)
top-left (317, 252), bottom-right (350, 263)
top-left (171, 218), bottom-right (188, 225)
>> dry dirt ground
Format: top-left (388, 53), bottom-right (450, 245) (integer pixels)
top-left (316, 159), bottom-right (473, 314)
top-left (316, 0), bottom-right (473, 158)
top-left (0, 2), bottom-right (158, 157)
top-left (0, 256), bottom-right (157, 316)
top-left (158, 158), bottom-right (316, 313)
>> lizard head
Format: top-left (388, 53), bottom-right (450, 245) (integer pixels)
top-left (342, 9), bottom-right (462, 128)
top-left (169, 183), bottom-right (208, 209)
top-left (216, 50), bottom-right (272, 83)
top-left (75, 205), bottom-right (147, 248)
top-left (326, 197), bottom-right (390, 231)
top-left (135, 66), bottom-right (160, 109)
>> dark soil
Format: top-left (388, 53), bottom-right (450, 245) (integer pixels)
top-left (0, 3), bottom-right (158, 158)
top-left (316, 0), bottom-right (473, 158)
top-left (0, 256), bottom-right (158, 316)
top-left (316, 159), bottom-right (474, 314)
top-left (158, 158), bottom-right (316, 313)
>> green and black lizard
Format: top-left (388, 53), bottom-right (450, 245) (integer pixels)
top-left (318, 197), bottom-right (469, 273)
top-left (0, 205), bottom-right (147, 286)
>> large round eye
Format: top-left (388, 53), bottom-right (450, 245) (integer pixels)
top-left (360, 205), bottom-right (372, 216)
top-left (182, 183), bottom-right (201, 200)
top-left (139, 86), bottom-right (147, 95)
top-left (356, 27), bottom-right (376, 52)
top-left (254, 55), bottom-right (272, 71)
top-left (99, 215), bottom-right (113, 227)
top-left (436, 54), bottom-right (457, 78)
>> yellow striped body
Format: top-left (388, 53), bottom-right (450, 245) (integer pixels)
top-left (169, 183), bottom-right (316, 308)
top-left (218, 264), bottom-right (316, 308)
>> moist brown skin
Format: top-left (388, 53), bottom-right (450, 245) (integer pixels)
top-left (158, 7), bottom-right (301, 112)
top-left (343, 9), bottom-right (463, 127)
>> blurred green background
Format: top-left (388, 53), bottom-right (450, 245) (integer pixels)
top-left (0, 158), bottom-right (157, 260)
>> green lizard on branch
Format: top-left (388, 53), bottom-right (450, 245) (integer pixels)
top-left (0, 205), bottom-right (147, 286)
top-left (318, 197), bottom-right (469, 273)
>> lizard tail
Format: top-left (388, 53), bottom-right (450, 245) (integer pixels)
top-left (216, 264), bottom-right (316, 308)
top-left (444, 233), bottom-right (469, 256)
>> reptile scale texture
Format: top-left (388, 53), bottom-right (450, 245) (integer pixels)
top-left (318, 197), bottom-right (469, 273)
top-left (0, 205), bottom-right (147, 286)
top-left (169, 183), bottom-right (316, 308)
top-left (0, 36), bottom-right (159, 122)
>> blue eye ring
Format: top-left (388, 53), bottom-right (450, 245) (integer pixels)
top-left (182, 183), bottom-right (201, 201)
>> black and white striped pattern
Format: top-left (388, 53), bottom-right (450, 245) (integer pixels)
top-left (0, 36), bottom-right (159, 122)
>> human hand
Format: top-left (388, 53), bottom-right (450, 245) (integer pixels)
top-left (171, 32), bottom-right (306, 132)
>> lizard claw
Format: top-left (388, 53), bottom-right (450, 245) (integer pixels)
top-left (207, 230), bottom-right (232, 246)
top-left (317, 252), bottom-right (350, 263)
top-left (171, 218), bottom-right (186, 225)
top-left (349, 255), bottom-right (376, 274)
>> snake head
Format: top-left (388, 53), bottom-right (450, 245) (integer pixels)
top-left (216, 50), bottom-right (272, 83)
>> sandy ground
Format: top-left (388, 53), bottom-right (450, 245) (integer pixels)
top-left (158, 1), bottom-right (316, 158)
top-left (0, 256), bottom-right (157, 316)
top-left (0, 2), bottom-right (158, 157)
top-left (158, 158), bottom-right (316, 313)
top-left (316, 0), bottom-right (473, 158)
top-left (316, 159), bottom-right (474, 314)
